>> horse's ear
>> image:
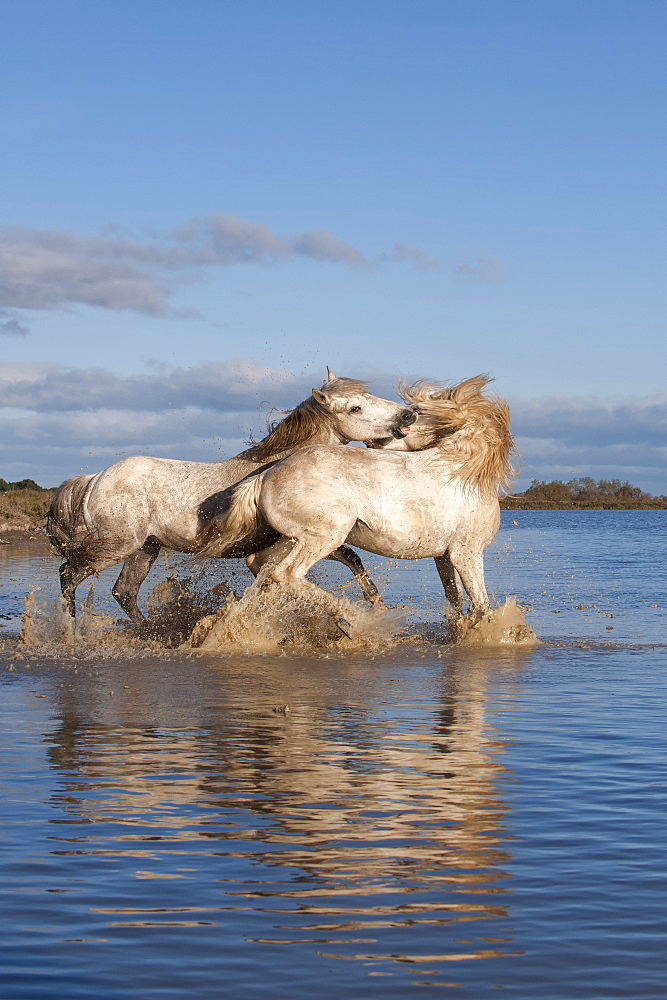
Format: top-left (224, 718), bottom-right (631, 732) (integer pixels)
top-left (312, 388), bottom-right (330, 406)
top-left (326, 367), bottom-right (337, 381)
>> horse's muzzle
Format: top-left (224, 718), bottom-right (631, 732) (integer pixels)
top-left (391, 408), bottom-right (418, 438)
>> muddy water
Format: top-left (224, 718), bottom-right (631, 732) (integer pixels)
top-left (1, 510), bottom-right (666, 999)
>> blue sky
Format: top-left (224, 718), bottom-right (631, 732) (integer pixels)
top-left (1, 0), bottom-right (665, 492)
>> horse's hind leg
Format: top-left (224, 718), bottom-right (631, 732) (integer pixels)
top-left (326, 545), bottom-right (383, 604)
top-left (271, 533), bottom-right (348, 585)
top-left (246, 537), bottom-right (298, 579)
top-left (434, 553), bottom-right (464, 616)
top-left (249, 537), bottom-right (359, 637)
top-left (112, 539), bottom-right (161, 625)
top-left (247, 540), bottom-right (380, 600)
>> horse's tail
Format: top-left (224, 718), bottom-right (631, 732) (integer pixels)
top-left (195, 474), bottom-right (265, 559)
top-left (46, 474), bottom-right (97, 557)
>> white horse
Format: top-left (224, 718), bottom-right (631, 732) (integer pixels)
top-left (195, 376), bottom-right (516, 619)
top-left (47, 371), bottom-right (416, 623)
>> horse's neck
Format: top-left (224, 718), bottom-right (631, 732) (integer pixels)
top-left (417, 447), bottom-right (465, 475)
top-left (240, 423), bottom-right (343, 464)
top-left (308, 425), bottom-right (346, 446)
top-left (390, 438), bottom-right (470, 485)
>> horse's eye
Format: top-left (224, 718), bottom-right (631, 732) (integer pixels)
top-left (349, 406), bottom-right (361, 413)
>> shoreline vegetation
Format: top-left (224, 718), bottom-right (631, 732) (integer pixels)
top-left (501, 476), bottom-right (667, 511)
top-left (0, 485), bottom-right (55, 541)
top-left (1, 477), bottom-right (666, 544)
top-left (500, 497), bottom-right (667, 510)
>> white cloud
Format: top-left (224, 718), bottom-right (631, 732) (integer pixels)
top-left (455, 254), bottom-right (504, 283)
top-left (291, 230), bottom-right (369, 269)
top-left (0, 214), bottom-right (441, 331)
top-left (508, 392), bottom-right (667, 494)
top-left (381, 243), bottom-right (443, 270)
top-left (0, 359), bottom-right (329, 484)
top-left (510, 393), bottom-right (667, 447)
top-left (169, 214), bottom-right (292, 265)
top-left (0, 359), bottom-right (302, 413)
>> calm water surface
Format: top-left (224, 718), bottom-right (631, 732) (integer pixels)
top-left (1, 511), bottom-right (666, 999)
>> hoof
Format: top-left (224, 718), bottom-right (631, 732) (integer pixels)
top-left (336, 618), bottom-right (353, 639)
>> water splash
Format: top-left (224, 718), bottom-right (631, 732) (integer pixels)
top-left (22, 585), bottom-right (115, 647)
top-left (187, 572), bottom-right (408, 653)
top-left (447, 598), bottom-right (539, 646)
top-left (21, 574), bottom-right (222, 651)
top-left (20, 573), bottom-right (536, 655)
top-left (132, 575), bottom-right (223, 647)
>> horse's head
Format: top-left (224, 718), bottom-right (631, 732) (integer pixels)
top-left (364, 405), bottom-right (448, 452)
top-left (311, 369), bottom-right (416, 443)
top-left (245, 369), bottom-right (417, 461)
top-left (366, 375), bottom-right (517, 493)
top-left (366, 376), bottom-right (494, 450)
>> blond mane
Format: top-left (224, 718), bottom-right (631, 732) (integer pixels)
top-left (244, 376), bottom-right (370, 462)
top-left (399, 375), bottom-right (518, 495)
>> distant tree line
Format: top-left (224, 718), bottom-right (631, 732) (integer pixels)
top-left (518, 477), bottom-right (652, 501)
top-left (0, 478), bottom-right (49, 492)
top-left (0, 474), bottom-right (662, 505)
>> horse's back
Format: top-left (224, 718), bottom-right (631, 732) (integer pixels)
top-left (91, 455), bottom-right (254, 499)
top-left (80, 454), bottom-right (266, 549)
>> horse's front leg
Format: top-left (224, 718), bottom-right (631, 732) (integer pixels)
top-left (447, 545), bottom-right (490, 621)
top-left (326, 545), bottom-right (384, 604)
top-left (112, 539), bottom-right (161, 625)
top-left (434, 553), bottom-right (464, 616)
top-left (60, 560), bottom-right (93, 618)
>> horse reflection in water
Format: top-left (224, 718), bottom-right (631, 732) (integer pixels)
top-left (47, 370), bottom-right (415, 624)
top-left (44, 652), bottom-right (520, 963)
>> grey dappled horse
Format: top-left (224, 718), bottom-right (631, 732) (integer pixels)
top-left (48, 371), bottom-right (415, 623)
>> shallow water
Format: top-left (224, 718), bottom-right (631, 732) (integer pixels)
top-left (1, 510), bottom-right (666, 999)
